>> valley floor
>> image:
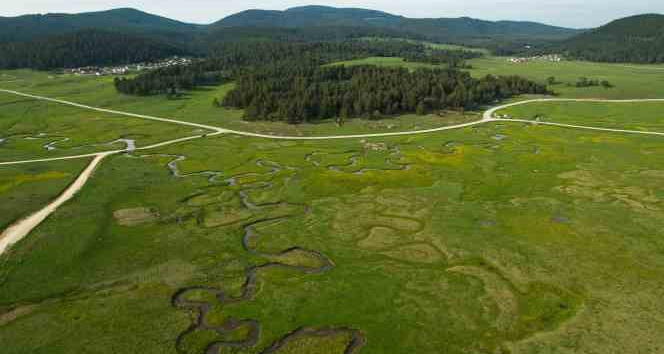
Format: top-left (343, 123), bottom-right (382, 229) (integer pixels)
top-left (2, 61), bottom-right (664, 353)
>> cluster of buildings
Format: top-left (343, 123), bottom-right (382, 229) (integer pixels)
top-left (508, 54), bottom-right (563, 64)
top-left (64, 56), bottom-right (193, 76)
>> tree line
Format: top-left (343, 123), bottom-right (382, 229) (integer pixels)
top-left (222, 65), bottom-right (549, 123)
top-left (572, 77), bottom-right (613, 88)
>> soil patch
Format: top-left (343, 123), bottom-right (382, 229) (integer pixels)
top-left (113, 207), bottom-right (159, 226)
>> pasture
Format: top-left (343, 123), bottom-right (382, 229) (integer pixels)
top-left (2, 49), bottom-right (664, 353)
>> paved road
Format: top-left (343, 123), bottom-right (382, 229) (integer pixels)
top-left (2, 90), bottom-right (664, 255)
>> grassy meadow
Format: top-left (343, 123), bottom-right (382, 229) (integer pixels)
top-left (466, 56), bottom-right (664, 99)
top-left (497, 101), bottom-right (664, 131)
top-left (0, 159), bottom-right (89, 230)
top-left (2, 45), bottom-right (664, 353)
top-left (0, 91), bottom-right (207, 161)
top-left (329, 56), bottom-right (442, 70)
top-left (1, 120), bottom-right (664, 353)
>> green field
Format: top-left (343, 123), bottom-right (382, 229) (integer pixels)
top-left (329, 56), bottom-right (442, 70)
top-left (361, 37), bottom-right (491, 54)
top-left (0, 70), bottom-right (238, 128)
top-left (424, 42), bottom-right (490, 54)
top-left (2, 48), bottom-right (664, 353)
top-left (498, 101), bottom-right (664, 131)
top-left (0, 92), bottom-right (207, 161)
top-left (2, 122), bottom-right (664, 353)
top-left (0, 159), bottom-right (89, 230)
top-left (467, 57), bottom-right (664, 99)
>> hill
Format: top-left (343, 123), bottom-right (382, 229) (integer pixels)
top-left (217, 6), bottom-right (403, 28)
top-left (0, 29), bottom-right (188, 69)
top-left (213, 5), bottom-right (582, 42)
top-left (0, 5), bottom-right (587, 69)
top-left (0, 6), bottom-right (582, 50)
top-left (560, 14), bottom-right (664, 63)
top-left (0, 8), bottom-right (202, 42)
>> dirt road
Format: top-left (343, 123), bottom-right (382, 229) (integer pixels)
top-left (0, 152), bottom-right (111, 254)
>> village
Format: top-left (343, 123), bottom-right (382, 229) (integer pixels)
top-left (63, 56), bottom-right (193, 76)
top-left (508, 54), bottom-right (563, 64)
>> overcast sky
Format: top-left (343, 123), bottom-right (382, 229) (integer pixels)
top-left (2, 0), bottom-right (663, 28)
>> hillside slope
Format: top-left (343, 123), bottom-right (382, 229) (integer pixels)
top-left (561, 14), bottom-right (664, 63)
top-left (0, 8), bottom-right (202, 42)
top-left (218, 6), bottom-right (402, 28)
top-left (214, 5), bottom-right (581, 41)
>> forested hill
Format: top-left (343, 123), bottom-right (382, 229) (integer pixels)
top-left (213, 5), bottom-right (582, 42)
top-left (0, 30), bottom-right (188, 69)
top-left (0, 8), bottom-right (202, 42)
top-left (560, 14), bottom-right (664, 63)
top-left (0, 5), bottom-right (580, 45)
top-left (216, 6), bottom-right (403, 28)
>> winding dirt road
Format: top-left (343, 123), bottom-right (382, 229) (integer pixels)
top-left (0, 152), bottom-right (111, 254)
top-left (1, 89), bottom-right (664, 256)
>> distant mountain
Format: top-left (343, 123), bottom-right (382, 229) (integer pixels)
top-left (560, 14), bottom-right (664, 63)
top-left (0, 29), bottom-right (189, 69)
top-left (213, 5), bottom-right (582, 42)
top-left (0, 5), bottom-right (581, 46)
top-left (0, 5), bottom-right (590, 69)
top-left (0, 8), bottom-right (202, 42)
top-left (217, 6), bottom-right (402, 28)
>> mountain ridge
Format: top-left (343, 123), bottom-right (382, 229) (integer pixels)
top-left (213, 6), bottom-right (579, 38)
top-left (0, 5), bottom-right (582, 44)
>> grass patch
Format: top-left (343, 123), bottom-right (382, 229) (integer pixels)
top-left (328, 56), bottom-right (442, 70)
top-left (466, 57), bottom-right (664, 99)
top-left (0, 159), bottom-right (89, 230)
top-left (0, 92), bottom-right (203, 160)
top-left (498, 101), bottom-right (664, 131)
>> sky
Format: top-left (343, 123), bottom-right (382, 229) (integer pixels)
top-left (2, 0), bottom-right (663, 28)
